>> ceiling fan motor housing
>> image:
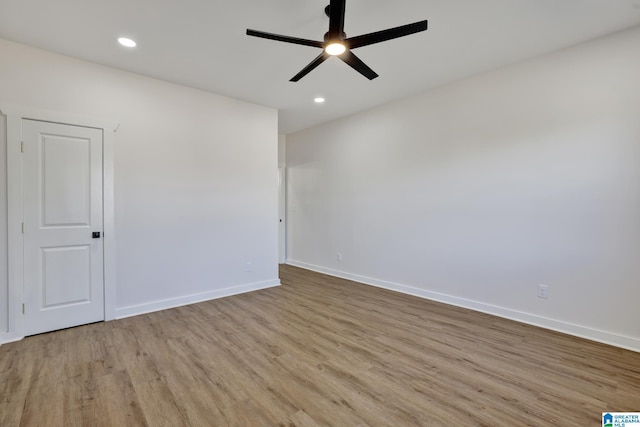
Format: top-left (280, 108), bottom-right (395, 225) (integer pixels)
top-left (324, 32), bottom-right (347, 42)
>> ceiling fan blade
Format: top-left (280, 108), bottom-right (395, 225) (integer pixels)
top-left (246, 29), bottom-right (323, 48)
top-left (290, 52), bottom-right (331, 82)
top-left (339, 50), bottom-right (378, 80)
top-left (346, 20), bottom-right (428, 49)
top-left (328, 0), bottom-right (346, 37)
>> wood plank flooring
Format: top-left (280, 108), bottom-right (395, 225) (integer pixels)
top-left (1, 265), bottom-right (639, 426)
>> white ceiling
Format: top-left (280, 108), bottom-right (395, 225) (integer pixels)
top-left (1, 0), bottom-right (640, 134)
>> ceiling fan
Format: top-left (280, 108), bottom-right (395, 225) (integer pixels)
top-left (246, 0), bottom-right (428, 82)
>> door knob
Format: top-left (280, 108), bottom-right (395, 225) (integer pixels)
top-left (92, 232), bottom-right (101, 239)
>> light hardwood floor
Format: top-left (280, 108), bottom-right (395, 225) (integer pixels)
top-left (1, 265), bottom-right (639, 426)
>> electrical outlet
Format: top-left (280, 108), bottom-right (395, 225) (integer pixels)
top-left (337, 252), bottom-right (343, 262)
top-left (537, 284), bottom-right (549, 299)
top-left (245, 262), bottom-right (253, 272)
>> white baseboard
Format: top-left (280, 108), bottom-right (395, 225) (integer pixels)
top-left (0, 334), bottom-right (24, 346)
top-left (0, 279), bottom-right (281, 346)
top-left (286, 259), bottom-right (640, 353)
top-left (115, 279), bottom-right (281, 320)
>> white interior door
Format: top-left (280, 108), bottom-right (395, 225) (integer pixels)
top-left (22, 119), bottom-right (104, 336)
top-left (278, 167), bottom-right (286, 264)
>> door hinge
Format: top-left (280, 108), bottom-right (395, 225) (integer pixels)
top-left (22, 304), bottom-right (25, 314)
top-left (21, 141), bottom-right (24, 153)
top-left (21, 222), bottom-right (24, 234)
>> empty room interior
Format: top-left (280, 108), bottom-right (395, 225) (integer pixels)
top-left (1, 0), bottom-right (640, 425)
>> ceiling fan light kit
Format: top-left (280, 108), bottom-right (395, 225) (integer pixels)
top-left (325, 42), bottom-right (346, 56)
top-left (246, 0), bottom-right (427, 82)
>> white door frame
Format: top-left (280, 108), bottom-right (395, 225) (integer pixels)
top-left (0, 104), bottom-right (118, 344)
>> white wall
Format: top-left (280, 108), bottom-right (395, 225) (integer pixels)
top-left (278, 134), bottom-right (287, 168)
top-left (0, 115), bottom-right (7, 333)
top-left (0, 38), bottom-right (279, 338)
top-left (287, 26), bottom-right (640, 351)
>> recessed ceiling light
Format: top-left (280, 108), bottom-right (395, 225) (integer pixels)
top-left (314, 97), bottom-right (325, 103)
top-left (118, 37), bottom-right (137, 48)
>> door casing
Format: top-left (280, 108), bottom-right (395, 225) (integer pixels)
top-left (0, 104), bottom-right (118, 344)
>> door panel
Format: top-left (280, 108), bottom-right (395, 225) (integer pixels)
top-left (42, 135), bottom-right (91, 226)
top-left (23, 119), bottom-right (104, 336)
top-left (42, 245), bottom-right (91, 307)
